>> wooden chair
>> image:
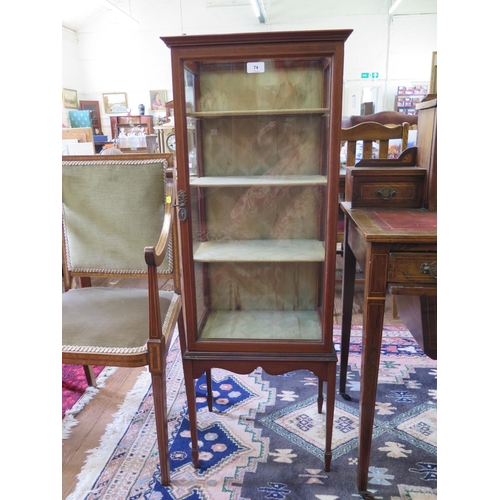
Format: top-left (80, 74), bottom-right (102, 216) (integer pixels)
top-left (344, 110), bottom-right (418, 128)
top-left (62, 155), bottom-right (182, 486)
top-left (337, 121), bottom-right (410, 246)
top-left (342, 120), bottom-right (410, 168)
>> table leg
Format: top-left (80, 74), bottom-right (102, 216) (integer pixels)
top-left (317, 381), bottom-right (324, 413)
top-left (357, 243), bottom-right (389, 497)
top-left (339, 219), bottom-right (356, 400)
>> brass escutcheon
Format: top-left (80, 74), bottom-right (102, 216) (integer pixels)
top-left (420, 261), bottom-right (437, 279)
top-left (174, 190), bottom-right (188, 222)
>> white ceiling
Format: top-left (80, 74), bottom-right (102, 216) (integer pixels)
top-left (62, 0), bottom-right (436, 33)
top-left (62, 0), bottom-right (132, 32)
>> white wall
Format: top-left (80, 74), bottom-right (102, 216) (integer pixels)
top-left (62, 27), bottom-right (81, 88)
top-left (62, 0), bottom-right (437, 136)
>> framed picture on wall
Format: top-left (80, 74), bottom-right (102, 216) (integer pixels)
top-left (62, 88), bottom-right (78, 109)
top-left (103, 92), bottom-right (128, 114)
top-left (150, 90), bottom-right (167, 111)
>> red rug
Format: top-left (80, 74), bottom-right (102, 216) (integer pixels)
top-left (62, 364), bottom-right (104, 419)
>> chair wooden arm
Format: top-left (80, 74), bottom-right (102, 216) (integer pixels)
top-left (62, 228), bottom-right (70, 291)
top-left (145, 180), bottom-right (174, 268)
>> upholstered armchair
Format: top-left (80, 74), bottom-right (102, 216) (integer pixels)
top-left (62, 156), bottom-right (182, 486)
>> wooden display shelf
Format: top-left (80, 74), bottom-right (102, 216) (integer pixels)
top-left (188, 108), bottom-right (329, 118)
top-left (199, 310), bottom-right (322, 340)
top-left (190, 175), bottom-right (327, 187)
top-left (193, 239), bottom-right (325, 262)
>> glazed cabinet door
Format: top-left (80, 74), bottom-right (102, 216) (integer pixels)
top-left (166, 34), bottom-right (349, 354)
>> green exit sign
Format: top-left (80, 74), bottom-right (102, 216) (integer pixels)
top-left (361, 72), bottom-right (369, 78)
top-left (361, 72), bottom-right (379, 79)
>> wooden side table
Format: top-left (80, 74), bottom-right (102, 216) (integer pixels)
top-left (339, 203), bottom-right (437, 498)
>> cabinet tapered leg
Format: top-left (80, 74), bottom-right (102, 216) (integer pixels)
top-left (182, 359), bottom-right (200, 468)
top-left (206, 368), bottom-right (213, 412)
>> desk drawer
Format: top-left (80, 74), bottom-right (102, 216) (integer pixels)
top-left (388, 252), bottom-right (437, 284)
top-left (345, 167), bottom-right (426, 208)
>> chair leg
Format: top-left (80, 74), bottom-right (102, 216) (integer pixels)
top-left (79, 277), bottom-right (92, 288)
top-left (149, 341), bottom-right (170, 486)
top-left (83, 365), bottom-right (97, 387)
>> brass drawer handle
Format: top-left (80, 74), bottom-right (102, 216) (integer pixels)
top-left (420, 261), bottom-right (437, 279)
top-left (375, 187), bottom-right (397, 200)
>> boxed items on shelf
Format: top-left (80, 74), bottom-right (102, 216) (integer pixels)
top-left (395, 84), bottom-right (429, 113)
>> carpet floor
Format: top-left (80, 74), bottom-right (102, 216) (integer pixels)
top-left (66, 325), bottom-right (437, 500)
top-left (63, 364), bottom-right (117, 439)
top-left (63, 365), bottom-right (105, 419)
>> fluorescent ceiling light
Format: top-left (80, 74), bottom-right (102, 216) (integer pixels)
top-left (389, 0), bottom-right (403, 15)
top-left (250, 0), bottom-right (266, 23)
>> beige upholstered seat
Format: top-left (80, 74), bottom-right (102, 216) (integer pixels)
top-left (62, 155), bottom-right (182, 486)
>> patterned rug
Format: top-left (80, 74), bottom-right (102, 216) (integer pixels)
top-left (63, 365), bottom-right (105, 418)
top-left (63, 364), bottom-right (117, 439)
top-left (67, 326), bottom-right (437, 500)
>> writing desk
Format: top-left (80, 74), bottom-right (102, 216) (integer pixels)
top-left (339, 202), bottom-right (437, 498)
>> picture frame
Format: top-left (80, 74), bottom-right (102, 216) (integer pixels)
top-left (103, 92), bottom-right (128, 114)
top-left (62, 88), bottom-right (78, 109)
top-left (150, 90), bottom-right (168, 111)
top-left (62, 127), bottom-right (94, 145)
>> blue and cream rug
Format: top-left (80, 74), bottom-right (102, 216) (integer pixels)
top-left (67, 326), bottom-right (437, 500)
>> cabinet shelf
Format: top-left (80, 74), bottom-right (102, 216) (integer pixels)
top-left (394, 85), bottom-right (429, 115)
top-left (190, 175), bottom-right (327, 187)
top-left (188, 108), bottom-right (329, 118)
top-left (109, 115), bottom-right (153, 139)
top-left (199, 310), bottom-right (322, 341)
top-left (194, 239), bottom-right (325, 262)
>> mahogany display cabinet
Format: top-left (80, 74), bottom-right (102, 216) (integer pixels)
top-left (162, 29), bottom-right (352, 472)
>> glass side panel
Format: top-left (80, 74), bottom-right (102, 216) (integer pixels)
top-left (184, 57), bottom-right (331, 343)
